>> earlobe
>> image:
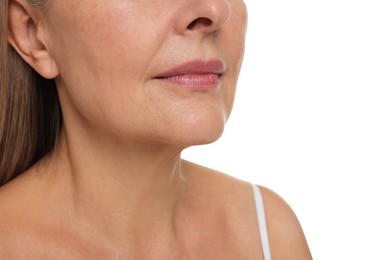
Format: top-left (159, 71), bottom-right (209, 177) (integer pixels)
top-left (7, 0), bottom-right (59, 79)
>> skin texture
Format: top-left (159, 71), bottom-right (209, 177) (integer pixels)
top-left (2, 0), bottom-right (312, 259)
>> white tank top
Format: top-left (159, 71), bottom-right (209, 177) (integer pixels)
top-left (252, 184), bottom-right (272, 260)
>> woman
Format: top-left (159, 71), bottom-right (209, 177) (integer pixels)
top-left (0, 0), bottom-right (312, 258)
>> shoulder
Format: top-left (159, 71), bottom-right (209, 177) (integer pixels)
top-left (257, 185), bottom-right (313, 260)
top-left (175, 160), bottom-right (313, 259)
top-left (0, 174), bottom-right (44, 256)
top-left (181, 161), bottom-right (270, 257)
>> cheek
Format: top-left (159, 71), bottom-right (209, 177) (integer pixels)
top-left (46, 2), bottom-right (167, 83)
top-left (45, 2), bottom-right (168, 113)
top-left (220, 3), bottom-right (248, 118)
top-left (43, 3), bottom-right (161, 134)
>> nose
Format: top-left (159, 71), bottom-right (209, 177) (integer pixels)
top-left (174, 0), bottom-right (231, 35)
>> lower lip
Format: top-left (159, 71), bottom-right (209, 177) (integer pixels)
top-left (156, 74), bottom-right (221, 90)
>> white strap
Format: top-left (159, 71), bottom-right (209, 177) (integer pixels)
top-left (252, 184), bottom-right (272, 260)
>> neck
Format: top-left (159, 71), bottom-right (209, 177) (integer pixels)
top-left (41, 126), bottom-right (190, 244)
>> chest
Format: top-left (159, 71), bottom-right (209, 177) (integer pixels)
top-left (2, 229), bottom-right (263, 260)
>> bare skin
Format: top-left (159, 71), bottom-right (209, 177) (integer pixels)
top-left (0, 158), bottom-right (311, 259)
top-left (2, 0), bottom-right (312, 258)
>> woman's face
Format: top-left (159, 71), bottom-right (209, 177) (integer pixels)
top-left (42, 0), bottom-right (247, 146)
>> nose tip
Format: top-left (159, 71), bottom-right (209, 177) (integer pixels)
top-left (175, 0), bottom-right (231, 35)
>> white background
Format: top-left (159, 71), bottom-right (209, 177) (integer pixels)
top-left (183, 0), bottom-right (390, 259)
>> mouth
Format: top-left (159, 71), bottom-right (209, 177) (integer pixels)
top-left (154, 59), bottom-right (226, 90)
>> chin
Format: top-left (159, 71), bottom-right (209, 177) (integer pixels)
top-left (164, 104), bottom-right (227, 147)
top-left (183, 123), bottom-right (225, 146)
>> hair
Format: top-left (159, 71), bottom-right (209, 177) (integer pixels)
top-left (0, 0), bottom-right (62, 186)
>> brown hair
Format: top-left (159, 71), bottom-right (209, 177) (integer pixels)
top-left (0, 0), bottom-right (61, 186)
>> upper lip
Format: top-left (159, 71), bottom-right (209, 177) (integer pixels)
top-left (155, 59), bottom-right (226, 78)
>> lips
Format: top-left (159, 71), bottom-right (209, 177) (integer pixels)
top-left (154, 60), bottom-right (226, 89)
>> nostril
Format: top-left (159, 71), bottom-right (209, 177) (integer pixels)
top-left (187, 17), bottom-right (213, 30)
